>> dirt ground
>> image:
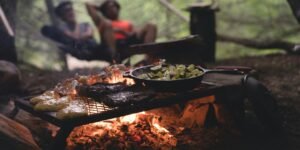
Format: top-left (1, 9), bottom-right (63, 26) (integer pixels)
top-left (13, 54), bottom-right (300, 150)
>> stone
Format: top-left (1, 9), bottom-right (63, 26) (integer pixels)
top-left (0, 60), bottom-right (21, 94)
top-left (0, 114), bottom-right (40, 150)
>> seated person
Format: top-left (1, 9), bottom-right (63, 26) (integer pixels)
top-left (41, 1), bottom-right (114, 62)
top-left (86, 0), bottom-right (157, 60)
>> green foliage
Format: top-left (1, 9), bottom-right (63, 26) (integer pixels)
top-left (15, 0), bottom-right (299, 69)
top-left (215, 0), bottom-right (297, 59)
top-left (217, 0), bottom-right (299, 40)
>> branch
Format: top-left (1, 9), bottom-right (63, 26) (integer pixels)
top-left (217, 34), bottom-right (299, 53)
top-left (158, 0), bottom-right (189, 22)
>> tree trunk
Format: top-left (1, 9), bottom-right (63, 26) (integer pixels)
top-left (0, 0), bottom-right (17, 63)
top-left (44, 0), bottom-right (59, 27)
top-left (287, 0), bottom-right (300, 23)
top-left (44, 0), bottom-right (68, 70)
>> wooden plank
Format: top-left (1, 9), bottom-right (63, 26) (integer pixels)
top-left (124, 35), bottom-right (203, 55)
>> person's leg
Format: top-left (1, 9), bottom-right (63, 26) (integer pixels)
top-left (244, 77), bottom-right (283, 132)
top-left (131, 23), bottom-right (157, 64)
top-left (41, 25), bottom-right (75, 46)
top-left (99, 21), bottom-right (117, 62)
top-left (136, 23), bottom-right (157, 43)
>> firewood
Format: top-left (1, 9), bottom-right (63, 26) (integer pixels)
top-left (213, 103), bottom-right (233, 126)
top-left (0, 114), bottom-right (40, 150)
top-left (179, 96), bottom-right (215, 128)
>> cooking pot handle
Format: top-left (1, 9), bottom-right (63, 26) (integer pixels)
top-left (204, 69), bottom-right (245, 75)
top-left (197, 65), bottom-right (246, 75)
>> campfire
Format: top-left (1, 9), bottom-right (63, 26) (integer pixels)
top-left (14, 64), bottom-right (225, 150)
top-left (62, 65), bottom-right (177, 149)
top-left (57, 65), bottom-right (218, 149)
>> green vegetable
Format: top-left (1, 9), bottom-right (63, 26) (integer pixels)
top-left (150, 65), bottom-right (162, 71)
top-left (138, 64), bottom-right (204, 81)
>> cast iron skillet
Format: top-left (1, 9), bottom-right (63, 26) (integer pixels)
top-left (123, 65), bottom-right (244, 92)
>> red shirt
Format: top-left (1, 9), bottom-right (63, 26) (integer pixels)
top-left (111, 20), bottom-right (133, 40)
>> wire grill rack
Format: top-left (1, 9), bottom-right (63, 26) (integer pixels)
top-left (83, 98), bottom-right (116, 115)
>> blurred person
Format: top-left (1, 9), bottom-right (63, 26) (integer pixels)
top-left (41, 1), bottom-right (115, 62)
top-left (86, 0), bottom-right (157, 60)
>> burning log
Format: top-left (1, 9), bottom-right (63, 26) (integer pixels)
top-left (180, 96), bottom-right (216, 128)
top-left (180, 96), bottom-right (235, 128)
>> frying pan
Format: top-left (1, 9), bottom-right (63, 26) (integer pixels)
top-left (123, 65), bottom-right (245, 92)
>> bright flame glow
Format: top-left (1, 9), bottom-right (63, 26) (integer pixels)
top-left (92, 121), bottom-right (113, 130)
top-left (105, 68), bottom-right (135, 85)
top-left (153, 123), bottom-right (170, 133)
top-left (119, 113), bottom-right (137, 124)
top-left (119, 112), bottom-right (145, 124)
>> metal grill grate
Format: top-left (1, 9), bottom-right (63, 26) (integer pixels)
top-left (83, 98), bottom-right (116, 115)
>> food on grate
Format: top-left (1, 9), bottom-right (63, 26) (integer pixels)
top-left (30, 91), bottom-right (88, 119)
top-left (102, 91), bottom-right (154, 107)
top-left (30, 91), bottom-right (58, 105)
top-left (54, 79), bottom-right (80, 96)
top-left (34, 96), bottom-right (70, 112)
top-left (137, 64), bottom-right (204, 80)
top-left (76, 83), bottom-right (128, 99)
top-left (56, 99), bottom-right (87, 120)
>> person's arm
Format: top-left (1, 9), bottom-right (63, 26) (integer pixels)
top-left (85, 2), bottom-right (107, 28)
top-left (64, 30), bottom-right (79, 39)
top-left (80, 23), bottom-right (94, 40)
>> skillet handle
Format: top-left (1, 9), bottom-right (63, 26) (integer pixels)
top-left (204, 69), bottom-right (245, 75)
top-left (214, 66), bottom-right (253, 74)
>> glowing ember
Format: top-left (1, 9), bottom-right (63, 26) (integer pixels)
top-left (67, 112), bottom-right (177, 149)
